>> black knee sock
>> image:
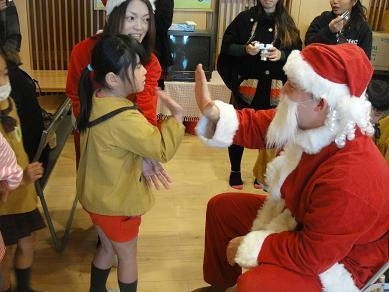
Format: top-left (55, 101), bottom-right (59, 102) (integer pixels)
top-left (118, 280), bottom-right (137, 292)
top-left (228, 144), bottom-right (244, 172)
top-left (15, 267), bottom-right (32, 292)
top-left (90, 264), bottom-right (111, 292)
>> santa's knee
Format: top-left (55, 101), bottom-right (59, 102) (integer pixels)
top-left (206, 193), bottom-right (234, 220)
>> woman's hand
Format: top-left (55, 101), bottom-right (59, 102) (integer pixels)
top-left (329, 15), bottom-right (344, 33)
top-left (142, 158), bottom-right (172, 190)
top-left (226, 236), bottom-right (244, 266)
top-left (266, 47), bottom-right (282, 61)
top-left (157, 89), bottom-right (184, 123)
top-left (246, 43), bottom-right (261, 56)
top-left (22, 162), bottom-right (43, 185)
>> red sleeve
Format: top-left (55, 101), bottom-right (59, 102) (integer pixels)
top-left (233, 108), bottom-right (276, 149)
top-left (66, 38), bottom-right (95, 117)
top-left (258, 183), bottom-right (379, 277)
top-left (135, 53), bottom-right (162, 125)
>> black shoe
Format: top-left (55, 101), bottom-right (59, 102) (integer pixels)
top-left (229, 171), bottom-right (243, 190)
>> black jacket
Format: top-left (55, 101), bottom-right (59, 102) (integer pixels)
top-left (218, 6), bottom-right (302, 109)
top-left (154, 0), bottom-right (174, 70)
top-left (305, 11), bottom-right (372, 58)
top-left (0, 2), bottom-right (21, 52)
top-left (9, 67), bottom-right (49, 167)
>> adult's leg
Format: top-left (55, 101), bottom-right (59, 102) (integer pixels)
top-left (203, 193), bottom-right (266, 290)
top-left (228, 145), bottom-right (244, 188)
top-left (237, 264), bottom-right (322, 292)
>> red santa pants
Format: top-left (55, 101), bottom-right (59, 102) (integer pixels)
top-left (203, 193), bottom-right (322, 292)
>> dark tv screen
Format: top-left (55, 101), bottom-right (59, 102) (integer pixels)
top-left (167, 33), bottom-right (213, 81)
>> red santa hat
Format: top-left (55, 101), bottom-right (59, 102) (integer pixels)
top-left (101, 0), bottom-right (127, 16)
top-left (283, 43), bottom-right (373, 107)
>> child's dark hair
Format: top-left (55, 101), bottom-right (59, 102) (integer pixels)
top-left (103, 0), bottom-right (156, 64)
top-left (77, 34), bottom-right (146, 132)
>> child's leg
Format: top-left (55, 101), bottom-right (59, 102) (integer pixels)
top-left (90, 225), bottom-right (114, 292)
top-left (111, 237), bottom-right (138, 291)
top-left (14, 233), bottom-right (36, 291)
top-left (0, 247), bottom-right (13, 291)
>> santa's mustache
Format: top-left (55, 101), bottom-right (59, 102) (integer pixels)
top-left (266, 94), bottom-right (299, 149)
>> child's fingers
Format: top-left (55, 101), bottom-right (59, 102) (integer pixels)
top-left (150, 175), bottom-right (160, 190)
top-left (144, 175), bottom-right (153, 189)
top-left (159, 169), bottom-right (172, 183)
top-left (156, 173), bottom-right (170, 190)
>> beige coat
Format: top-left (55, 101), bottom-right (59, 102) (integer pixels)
top-left (77, 95), bottom-right (185, 216)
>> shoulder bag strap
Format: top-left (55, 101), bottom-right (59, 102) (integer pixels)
top-left (87, 105), bottom-right (138, 128)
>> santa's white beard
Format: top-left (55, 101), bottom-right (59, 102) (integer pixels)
top-left (266, 94), bottom-right (299, 149)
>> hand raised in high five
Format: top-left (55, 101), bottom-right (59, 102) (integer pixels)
top-left (195, 64), bottom-right (220, 122)
top-left (157, 88), bottom-right (184, 123)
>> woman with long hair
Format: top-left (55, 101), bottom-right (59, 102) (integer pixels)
top-left (66, 0), bottom-right (170, 189)
top-left (217, 0), bottom-right (302, 190)
top-left (305, 0), bottom-right (372, 58)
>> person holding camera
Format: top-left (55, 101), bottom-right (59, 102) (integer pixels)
top-left (217, 0), bottom-right (301, 190)
top-left (305, 0), bottom-right (372, 58)
top-left (0, 0), bottom-right (21, 52)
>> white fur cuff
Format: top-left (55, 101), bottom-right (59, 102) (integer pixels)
top-left (235, 230), bottom-right (275, 268)
top-left (196, 100), bottom-right (239, 148)
top-left (319, 263), bottom-right (359, 292)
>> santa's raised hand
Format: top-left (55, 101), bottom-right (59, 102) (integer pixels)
top-left (195, 64), bottom-right (220, 122)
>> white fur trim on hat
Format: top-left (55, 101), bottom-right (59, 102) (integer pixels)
top-left (284, 50), bottom-right (352, 108)
top-left (196, 100), bottom-right (239, 148)
top-left (235, 230), bottom-right (275, 268)
top-left (105, 0), bottom-right (127, 16)
top-left (320, 263), bottom-right (359, 292)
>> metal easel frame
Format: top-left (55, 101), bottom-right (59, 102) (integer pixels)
top-left (33, 97), bottom-right (77, 251)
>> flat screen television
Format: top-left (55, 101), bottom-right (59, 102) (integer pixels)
top-left (166, 31), bottom-right (215, 82)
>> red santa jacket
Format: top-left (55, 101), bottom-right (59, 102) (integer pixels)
top-left (66, 34), bottom-right (161, 125)
top-left (197, 101), bottom-right (389, 290)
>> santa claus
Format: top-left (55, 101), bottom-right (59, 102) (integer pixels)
top-left (193, 43), bottom-right (389, 292)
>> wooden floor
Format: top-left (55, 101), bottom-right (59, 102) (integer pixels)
top-left (30, 133), bottom-right (266, 292)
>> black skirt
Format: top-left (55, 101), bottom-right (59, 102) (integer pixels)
top-left (0, 208), bottom-right (45, 245)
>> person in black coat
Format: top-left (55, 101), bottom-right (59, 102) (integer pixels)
top-left (0, 0), bottom-right (21, 52)
top-left (305, 0), bottom-right (372, 58)
top-left (154, 0), bottom-right (174, 89)
top-left (217, 0), bottom-right (302, 189)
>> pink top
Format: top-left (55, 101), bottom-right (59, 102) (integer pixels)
top-left (0, 133), bottom-right (23, 190)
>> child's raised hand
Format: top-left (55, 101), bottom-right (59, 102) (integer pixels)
top-left (142, 158), bottom-right (172, 190)
top-left (22, 162), bottom-right (43, 185)
top-left (157, 89), bottom-right (184, 123)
